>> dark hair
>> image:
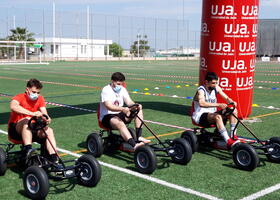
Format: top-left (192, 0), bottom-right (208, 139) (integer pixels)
top-left (111, 72), bottom-right (125, 82)
top-left (205, 72), bottom-right (218, 82)
top-left (26, 78), bottom-right (43, 89)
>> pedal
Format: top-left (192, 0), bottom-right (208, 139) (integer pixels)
top-left (119, 143), bottom-right (134, 152)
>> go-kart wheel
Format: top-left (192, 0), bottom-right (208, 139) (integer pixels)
top-left (134, 146), bottom-right (157, 174)
top-left (128, 127), bottom-right (137, 141)
top-left (77, 154), bottom-right (101, 187)
top-left (170, 138), bottom-right (192, 165)
top-left (266, 137), bottom-right (280, 163)
top-left (0, 147), bottom-right (7, 176)
top-left (181, 130), bottom-right (198, 153)
top-left (86, 133), bottom-right (104, 157)
top-left (23, 166), bottom-right (49, 200)
top-left (232, 143), bottom-right (259, 171)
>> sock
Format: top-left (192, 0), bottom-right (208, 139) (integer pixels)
top-left (127, 138), bottom-right (136, 147)
top-left (136, 128), bottom-right (142, 138)
top-left (23, 144), bottom-right (32, 151)
top-left (219, 128), bottom-right (230, 142)
top-left (230, 124), bottom-right (237, 137)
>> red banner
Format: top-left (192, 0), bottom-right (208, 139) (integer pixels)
top-left (199, 0), bottom-right (260, 118)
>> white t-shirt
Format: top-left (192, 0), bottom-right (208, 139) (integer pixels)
top-left (99, 84), bottom-right (130, 120)
top-left (192, 86), bottom-right (218, 124)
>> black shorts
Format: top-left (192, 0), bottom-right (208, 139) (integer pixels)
top-left (101, 112), bottom-right (130, 129)
top-left (198, 112), bottom-right (227, 128)
top-left (8, 123), bottom-right (46, 144)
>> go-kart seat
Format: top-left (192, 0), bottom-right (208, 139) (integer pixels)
top-left (8, 135), bottom-right (24, 144)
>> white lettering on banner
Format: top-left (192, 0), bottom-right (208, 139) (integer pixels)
top-left (201, 23), bottom-right (209, 33)
top-left (239, 42), bottom-right (256, 52)
top-left (209, 41), bottom-right (232, 52)
top-left (224, 24), bottom-right (248, 35)
top-left (211, 5), bottom-right (235, 16)
top-left (222, 60), bottom-right (245, 70)
top-left (220, 77), bottom-right (230, 88)
top-left (242, 5), bottom-right (258, 16)
top-left (252, 24), bottom-right (258, 34)
top-left (200, 57), bottom-right (207, 69)
top-left (237, 76), bottom-right (254, 87)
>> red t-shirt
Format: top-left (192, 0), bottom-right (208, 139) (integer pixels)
top-left (8, 93), bottom-right (46, 124)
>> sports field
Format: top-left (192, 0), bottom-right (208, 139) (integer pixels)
top-left (0, 60), bottom-right (280, 200)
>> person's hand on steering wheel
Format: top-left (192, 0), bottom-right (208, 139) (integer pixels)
top-left (33, 111), bottom-right (43, 117)
top-left (218, 103), bottom-right (227, 110)
top-left (122, 107), bottom-right (130, 116)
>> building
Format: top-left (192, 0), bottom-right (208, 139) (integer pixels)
top-left (35, 37), bottom-right (113, 60)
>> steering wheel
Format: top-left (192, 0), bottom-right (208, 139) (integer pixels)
top-left (221, 102), bottom-right (235, 116)
top-left (28, 114), bottom-right (49, 131)
top-left (126, 104), bottom-right (140, 118)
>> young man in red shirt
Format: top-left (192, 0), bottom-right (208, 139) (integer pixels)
top-left (8, 78), bottom-right (58, 162)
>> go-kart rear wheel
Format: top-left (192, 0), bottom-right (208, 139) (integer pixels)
top-left (86, 133), bottom-right (104, 157)
top-left (23, 166), bottom-right (49, 200)
top-left (266, 137), bottom-right (280, 163)
top-left (170, 138), bottom-right (192, 165)
top-left (134, 146), bottom-right (157, 174)
top-left (0, 147), bottom-right (7, 176)
top-left (181, 130), bottom-right (198, 153)
top-left (232, 143), bottom-right (259, 171)
top-left (77, 154), bottom-right (101, 187)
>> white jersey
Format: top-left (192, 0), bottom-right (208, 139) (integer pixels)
top-left (99, 84), bottom-right (130, 120)
top-left (192, 86), bottom-right (218, 124)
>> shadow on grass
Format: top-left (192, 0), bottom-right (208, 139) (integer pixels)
top-left (0, 102), bottom-right (191, 125)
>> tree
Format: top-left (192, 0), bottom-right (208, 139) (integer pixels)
top-left (7, 27), bottom-right (35, 58)
top-left (130, 35), bottom-right (150, 57)
top-left (107, 42), bottom-right (123, 57)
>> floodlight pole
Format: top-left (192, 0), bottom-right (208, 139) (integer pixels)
top-left (137, 29), bottom-right (141, 59)
top-left (13, 16), bottom-right (16, 61)
top-left (52, 1), bottom-right (56, 61)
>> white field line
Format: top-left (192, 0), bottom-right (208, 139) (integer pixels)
top-left (0, 129), bottom-right (220, 200)
top-left (239, 183), bottom-right (280, 200)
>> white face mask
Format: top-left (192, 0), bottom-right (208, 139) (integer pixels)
top-left (113, 85), bottom-right (122, 93)
top-left (29, 92), bottom-right (38, 101)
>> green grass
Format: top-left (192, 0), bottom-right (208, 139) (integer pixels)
top-left (0, 60), bottom-right (280, 199)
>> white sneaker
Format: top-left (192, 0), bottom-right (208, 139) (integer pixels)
top-left (138, 136), bottom-right (151, 144)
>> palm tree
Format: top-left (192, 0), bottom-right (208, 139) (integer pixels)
top-left (7, 27), bottom-right (35, 58)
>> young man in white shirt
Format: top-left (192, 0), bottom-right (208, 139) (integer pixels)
top-left (99, 72), bottom-right (150, 150)
top-left (192, 72), bottom-right (240, 148)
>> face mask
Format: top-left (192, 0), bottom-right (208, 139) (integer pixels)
top-left (29, 92), bottom-right (38, 101)
top-left (113, 85), bottom-right (122, 93)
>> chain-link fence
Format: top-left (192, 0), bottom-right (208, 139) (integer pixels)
top-left (0, 6), bottom-right (200, 61)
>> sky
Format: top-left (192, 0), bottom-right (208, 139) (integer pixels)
top-left (0, 0), bottom-right (278, 32)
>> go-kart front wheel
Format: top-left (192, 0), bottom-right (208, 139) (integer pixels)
top-left (77, 154), bottom-right (101, 187)
top-left (266, 137), bottom-right (280, 163)
top-left (0, 147), bottom-right (7, 176)
top-left (134, 146), bottom-right (157, 174)
top-left (170, 138), bottom-right (192, 165)
top-left (23, 166), bottom-right (49, 200)
top-left (181, 130), bottom-right (198, 153)
top-left (86, 133), bottom-right (104, 157)
top-left (232, 143), bottom-right (259, 171)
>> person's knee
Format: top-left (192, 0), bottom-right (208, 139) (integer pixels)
top-left (215, 114), bottom-right (223, 121)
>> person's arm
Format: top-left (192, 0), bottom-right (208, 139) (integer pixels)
top-left (103, 101), bottom-right (130, 114)
top-left (39, 107), bottom-right (51, 124)
top-left (197, 89), bottom-right (227, 109)
top-left (10, 100), bottom-right (42, 117)
top-left (123, 90), bottom-right (143, 110)
top-left (216, 85), bottom-right (237, 106)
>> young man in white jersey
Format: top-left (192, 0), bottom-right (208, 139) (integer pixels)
top-left (99, 72), bottom-right (150, 150)
top-left (192, 72), bottom-right (239, 148)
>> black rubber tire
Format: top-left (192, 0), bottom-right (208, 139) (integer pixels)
top-left (266, 137), bottom-right (280, 163)
top-left (170, 138), bottom-right (192, 165)
top-left (23, 166), bottom-right (49, 200)
top-left (0, 147), bottom-right (7, 176)
top-left (77, 154), bottom-right (101, 187)
top-left (232, 143), bottom-right (259, 171)
top-left (128, 127), bottom-right (137, 141)
top-left (86, 133), bottom-right (104, 157)
top-left (181, 130), bottom-right (198, 153)
top-left (134, 145), bottom-right (157, 174)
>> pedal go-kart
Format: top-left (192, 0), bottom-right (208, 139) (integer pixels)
top-left (181, 103), bottom-right (280, 171)
top-left (86, 104), bottom-right (192, 174)
top-left (0, 115), bottom-right (101, 199)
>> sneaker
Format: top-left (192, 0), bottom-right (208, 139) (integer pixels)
top-left (138, 136), bottom-right (151, 144)
top-left (227, 138), bottom-right (240, 149)
top-left (133, 142), bottom-right (145, 150)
